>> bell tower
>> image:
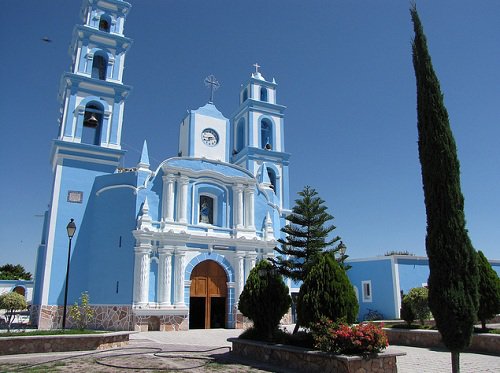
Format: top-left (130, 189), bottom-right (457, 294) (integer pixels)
top-left (57, 0), bottom-right (132, 150)
top-left (231, 64), bottom-right (290, 210)
top-left (34, 0), bottom-right (133, 326)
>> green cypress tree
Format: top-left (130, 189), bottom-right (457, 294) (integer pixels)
top-left (411, 5), bottom-right (479, 372)
top-left (238, 259), bottom-right (291, 341)
top-left (296, 252), bottom-right (358, 327)
top-left (270, 186), bottom-right (344, 281)
top-left (476, 250), bottom-right (500, 330)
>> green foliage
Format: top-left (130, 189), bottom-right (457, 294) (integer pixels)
top-left (400, 295), bottom-right (416, 326)
top-left (476, 251), bottom-right (500, 329)
top-left (311, 317), bottom-right (388, 355)
top-left (270, 186), bottom-right (347, 282)
top-left (384, 250), bottom-right (414, 256)
top-left (404, 287), bottom-right (431, 325)
top-left (0, 264), bottom-right (32, 281)
top-left (411, 5), bottom-right (479, 358)
top-left (69, 292), bottom-right (94, 330)
top-left (296, 252), bottom-right (358, 327)
top-left (0, 292), bottom-right (27, 332)
top-left (238, 260), bottom-right (291, 341)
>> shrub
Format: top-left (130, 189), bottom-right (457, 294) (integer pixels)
top-left (400, 295), bottom-right (416, 326)
top-left (0, 292), bottom-right (27, 332)
top-left (311, 317), bottom-right (388, 355)
top-left (405, 287), bottom-right (431, 325)
top-left (69, 291), bottom-right (94, 330)
top-left (238, 260), bottom-right (291, 341)
top-left (297, 252), bottom-right (358, 327)
top-left (476, 250), bottom-right (500, 330)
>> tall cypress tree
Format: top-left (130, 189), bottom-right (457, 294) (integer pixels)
top-left (270, 185), bottom-right (343, 282)
top-left (411, 6), bottom-right (478, 372)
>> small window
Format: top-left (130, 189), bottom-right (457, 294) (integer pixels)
top-left (242, 88), bottom-right (248, 103)
top-left (260, 87), bottom-right (268, 102)
top-left (236, 118), bottom-right (245, 152)
top-left (199, 195), bottom-right (214, 224)
top-left (267, 167), bottom-right (276, 193)
top-left (260, 119), bottom-right (273, 149)
top-left (91, 52), bottom-right (108, 80)
top-left (99, 15), bottom-right (111, 32)
top-left (362, 280), bottom-right (372, 303)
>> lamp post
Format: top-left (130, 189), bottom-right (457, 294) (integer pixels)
top-left (62, 218), bottom-right (76, 329)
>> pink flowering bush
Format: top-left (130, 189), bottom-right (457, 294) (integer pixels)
top-left (311, 317), bottom-right (389, 355)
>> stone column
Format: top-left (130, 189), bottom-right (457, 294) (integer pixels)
top-left (133, 245), bottom-right (151, 306)
top-left (162, 174), bottom-right (176, 222)
top-left (244, 187), bottom-right (255, 229)
top-left (245, 252), bottom-right (257, 282)
top-left (233, 184), bottom-right (244, 228)
top-left (158, 246), bottom-right (173, 306)
top-left (174, 249), bottom-right (186, 305)
top-left (235, 252), bottom-right (245, 302)
top-left (177, 176), bottom-right (189, 224)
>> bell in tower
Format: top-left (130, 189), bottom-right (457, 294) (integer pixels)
top-left (84, 113), bottom-right (99, 128)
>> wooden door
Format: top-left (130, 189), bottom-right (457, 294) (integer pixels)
top-left (190, 260), bottom-right (228, 328)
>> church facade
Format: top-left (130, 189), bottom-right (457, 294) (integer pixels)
top-left (32, 0), bottom-right (290, 331)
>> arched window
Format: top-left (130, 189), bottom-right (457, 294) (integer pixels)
top-left (242, 88), bottom-right (248, 103)
top-left (260, 87), bottom-right (268, 102)
top-left (12, 286), bottom-right (25, 297)
top-left (82, 102), bottom-right (103, 145)
top-left (260, 119), bottom-right (273, 150)
top-left (99, 15), bottom-right (111, 32)
top-left (267, 167), bottom-right (277, 193)
top-left (91, 52), bottom-right (108, 80)
top-left (236, 118), bottom-right (245, 152)
top-left (199, 195), bottom-right (214, 225)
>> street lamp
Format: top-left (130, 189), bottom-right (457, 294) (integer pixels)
top-left (62, 218), bottom-right (76, 329)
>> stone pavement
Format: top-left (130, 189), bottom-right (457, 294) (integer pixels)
top-left (131, 329), bottom-right (500, 372)
top-left (0, 328), bottom-right (498, 372)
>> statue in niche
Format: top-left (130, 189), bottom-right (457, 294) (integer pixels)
top-left (199, 196), bottom-right (213, 224)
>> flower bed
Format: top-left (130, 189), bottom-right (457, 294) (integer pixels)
top-left (228, 338), bottom-right (405, 373)
top-left (0, 331), bottom-right (135, 355)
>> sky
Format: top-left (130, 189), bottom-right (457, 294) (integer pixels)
top-left (0, 1), bottom-right (499, 274)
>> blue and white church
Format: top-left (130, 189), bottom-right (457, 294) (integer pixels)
top-left (32, 0), bottom-right (291, 331)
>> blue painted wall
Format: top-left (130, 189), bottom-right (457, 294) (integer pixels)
top-left (347, 258), bottom-right (396, 320)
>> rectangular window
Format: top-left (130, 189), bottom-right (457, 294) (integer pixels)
top-left (67, 191), bottom-right (83, 203)
top-left (362, 280), bottom-right (372, 303)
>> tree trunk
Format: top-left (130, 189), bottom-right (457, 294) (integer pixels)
top-left (292, 322), bottom-right (300, 334)
top-left (481, 320), bottom-right (486, 330)
top-left (451, 351), bottom-right (460, 373)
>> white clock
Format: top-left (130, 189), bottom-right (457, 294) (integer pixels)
top-left (201, 128), bottom-right (219, 147)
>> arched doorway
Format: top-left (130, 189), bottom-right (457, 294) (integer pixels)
top-left (189, 260), bottom-right (227, 329)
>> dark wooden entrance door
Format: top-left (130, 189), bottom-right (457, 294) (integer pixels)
top-left (189, 260), bottom-right (228, 329)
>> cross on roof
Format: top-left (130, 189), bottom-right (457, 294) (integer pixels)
top-left (204, 75), bottom-right (220, 104)
top-left (253, 63), bottom-right (261, 74)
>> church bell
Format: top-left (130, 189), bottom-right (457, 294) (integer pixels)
top-left (84, 114), bottom-right (99, 128)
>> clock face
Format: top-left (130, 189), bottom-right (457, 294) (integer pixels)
top-left (201, 128), bottom-right (219, 147)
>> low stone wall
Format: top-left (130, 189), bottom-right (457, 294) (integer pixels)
top-left (0, 331), bottom-right (134, 356)
top-left (228, 338), bottom-right (405, 373)
top-left (384, 328), bottom-right (500, 355)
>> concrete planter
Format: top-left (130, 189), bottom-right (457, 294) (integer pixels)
top-left (384, 328), bottom-right (500, 355)
top-left (0, 331), bottom-right (135, 355)
top-left (228, 338), bottom-right (405, 373)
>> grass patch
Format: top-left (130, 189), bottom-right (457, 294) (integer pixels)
top-left (390, 324), bottom-right (434, 330)
top-left (0, 329), bottom-right (105, 337)
top-left (474, 327), bottom-right (500, 334)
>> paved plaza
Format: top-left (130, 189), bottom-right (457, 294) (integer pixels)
top-left (0, 328), bottom-right (498, 372)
